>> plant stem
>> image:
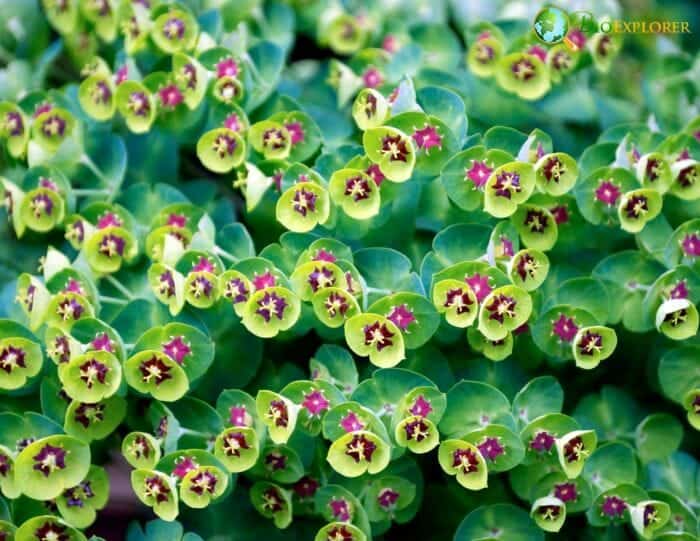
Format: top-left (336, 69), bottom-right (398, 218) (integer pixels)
top-left (213, 245), bottom-right (239, 263)
top-left (104, 275), bottom-right (135, 300)
top-left (98, 295), bottom-right (128, 305)
top-left (73, 188), bottom-right (111, 197)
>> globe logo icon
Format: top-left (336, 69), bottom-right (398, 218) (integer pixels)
top-left (533, 6), bottom-right (570, 45)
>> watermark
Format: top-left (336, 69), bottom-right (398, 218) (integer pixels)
top-left (533, 6), bottom-right (691, 51)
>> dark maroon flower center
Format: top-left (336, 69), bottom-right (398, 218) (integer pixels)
top-left (363, 321), bottom-right (395, 351)
top-left (66, 220), bottom-right (85, 244)
top-left (325, 291), bottom-right (350, 318)
top-left (91, 81), bottom-right (112, 104)
top-left (302, 389), bottom-right (330, 415)
top-left (539, 505), bottom-right (562, 521)
top-left (595, 180), bottom-right (621, 206)
top-left (267, 400), bottom-right (289, 428)
top-left (554, 482), bottom-right (578, 502)
top-left (162, 336), bottom-right (191, 365)
top-left (128, 435), bottom-right (151, 459)
top-left (475, 42), bottom-right (494, 63)
top-left (98, 233), bottom-right (126, 257)
top-left (493, 170), bottom-right (521, 199)
top-left (41, 114), bottom-right (67, 138)
top-left (32, 444), bottom-right (67, 477)
top-left (256, 291), bottom-right (287, 322)
top-left (340, 411), bottom-right (365, 433)
top-left (552, 51), bottom-right (573, 70)
top-left (597, 35), bottom-right (613, 56)
top-left (0, 453), bottom-right (10, 477)
top-left (64, 480), bottom-right (94, 508)
top-left (444, 288), bottom-right (473, 314)
top-left (293, 476), bottom-right (319, 499)
top-left (542, 156), bottom-right (566, 182)
top-left (265, 451), bottom-right (287, 471)
top-left (57, 297), bottom-right (84, 321)
top-left (74, 402), bottom-right (105, 428)
top-left (139, 356), bottom-right (172, 385)
top-left (678, 165), bottom-right (698, 187)
top-left (404, 418), bottom-right (430, 442)
top-left (664, 308), bottom-right (689, 327)
top-left (345, 434), bottom-right (377, 462)
top-left (516, 254), bottom-right (540, 281)
top-left (293, 187), bottom-right (318, 217)
top-left (163, 17), bottom-right (186, 40)
top-left (477, 437), bottom-right (505, 461)
top-left (158, 271), bottom-right (176, 298)
top-left (550, 205), bottom-right (569, 224)
top-left (261, 487), bottom-right (284, 513)
top-left (34, 522), bottom-right (69, 541)
top-left (189, 274), bottom-right (214, 298)
top-left (190, 470), bottom-right (218, 495)
top-left (3, 111), bottom-right (24, 136)
top-left (224, 277), bottom-right (249, 304)
top-left (530, 431), bottom-right (555, 452)
top-left (452, 448), bottom-right (480, 474)
top-left (578, 331), bottom-right (603, 355)
top-left (0, 345), bottom-right (26, 374)
top-left (601, 495), bottom-right (627, 519)
top-left (486, 294), bottom-right (517, 324)
top-left (624, 195), bottom-right (649, 219)
top-left (511, 58), bottom-right (536, 81)
top-left (30, 193), bottom-right (54, 218)
top-left (524, 209), bottom-right (549, 233)
top-left (178, 63), bottom-right (197, 89)
top-left (344, 175), bottom-right (372, 201)
top-left (552, 314), bottom-right (579, 342)
top-left (388, 304), bottom-right (415, 331)
top-left (127, 92), bottom-right (150, 116)
top-left (643, 504), bottom-right (660, 527)
top-left (79, 358), bottom-right (108, 388)
top-left (144, 475), bottom-right (170, 503)
top-left (644, 158), bottom-right (662, 181)
top-left (381, 134), bottom-right (410, 162)
top-left (563, 436), bottom-right (587, 462)
top-left (212, 133), bottom-right (237, 158)
top-left (223, 431), bottom-right (250, 457)
top-left (263, 128), bottom-right (288, 150)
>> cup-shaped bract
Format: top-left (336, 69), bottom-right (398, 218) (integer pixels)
top-left (438, 439), bottom-right (488, 490)
top-left (555, 430), bottom-right (597, 479)
top-left (327, 430), bottom-right (391, 477)
top-left (363, 126), bottom-right (416, 183)
top-left (477, 285), bottom-right (532, 341)
top-left (124, 350), bottom-right (188, 402)
top-left (131, 468), bottom-right (179, 521)
top-left (531, 496), bottom-right (567, 533)
top-left (344, 313), bottom-right (405, 368)
top-left (572, 326), bottom-right (617, 369)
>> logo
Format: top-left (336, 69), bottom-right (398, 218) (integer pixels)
top-left (533, 5), bottom-right (690, 50)
top-left (533, 7), bottom-right (570, 45)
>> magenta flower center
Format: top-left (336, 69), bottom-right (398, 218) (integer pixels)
top-left (253, 271), bottom-right (277, 290)
top-left (387, 304), bottom-right (415, 331)
top-left (465, 160), bottom-right (493, 188)
top-left (362, 67), bottom-right (383, 88)
top-left (163, 17), bottom-right (186, 40)
top-left (409, 395), bottom-right (433, 417)
top-left (681, 233), bottom-right (700, 257)
top-left (162, 336), bottom-right (191, 365)
top-left (293, 476), bottom-right (319, 499)
top-left (302, 389), bottom-right (330, 415)
top-left (378, 487), bottom-right (400, 509)
top-left (285, 121), bottom-right (305, 145)
top-left (229, 405), bottom-right (251, 427)
top-left (552, 314), bottom-right (579, 342)
top-left (594, 180), bottom-right (621, 206)
top-left (172, 456), bottom-right (198, 479)
top-left (329, 498), bottom-right (351, 521)
top-left (601, 495), bottom-right (627, 519)
top-left (530, 431), bottom-right (555, 452)
top-left (465, 273), bottom-right (492, 303)
top-left (477, 436), bottom-right (505, 461)
top-left (554, 482), bottom-right (578, 502)
top-left (412, 125), bottom-right (442, 151)
top-left (669, 280), bottom-right (689, 300)
top-left (340, 411), bottom-right (365, 433)
top-left (528, 45), bottom-right (547, 62)
top-left (216, 58), bottom-right (239, 78)
top-left (127, 92), bottom-right (150, 117)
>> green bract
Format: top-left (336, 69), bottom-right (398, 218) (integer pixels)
top-left (124, 350), bottom-right (188, 402)
top-left (327, 430), bottom-right (391, 477)
top-left (197, 128), bottom-right (246, 173)
top-left (438, 440), bottom-right (488, 490)
top-left (363, 126), bottom-right (416, 182)
top-left (344, 313), bottom-right (405, 368)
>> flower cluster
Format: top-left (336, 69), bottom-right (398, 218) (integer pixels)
top-left (0, 0), bottom-right (697, 540)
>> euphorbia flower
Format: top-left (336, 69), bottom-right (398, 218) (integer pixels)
top-left (345, 433), bottom-right (376, 463)
top-left (162, 336), bottom-right (191, 365)
top-left (344, 175), bottom-right (372, 201)
top-left (0, 345), bottom-right (26, 373)
top-left (222, 431), bottom-right (250, 457)
top-left (409, 395), bottom-right (433, 418)
top-left (73, 402), bottom-right (105, 428)
top-left (485, 294), bottom-right (516, 324)
top-left (266, 400), bottom-right (289, 428)
top-left (284, 121), bottom-right (305, 145)
top-left (63, 480), bottom-right (94, 508)
top-left (340, 411), bottom-right (365, 433)
top-left (256, 291), bottom-right (288, 322)
top-left (552, 314), bottom-right (578, 342)
top-left (144, 475), bottom-right (171, 504)
top-left (261, 487), bottom-right (284, 513)
top-left (173, 456), bottom-right (198, 479)
top-left (302, 389), bottom-right (330, 416)
top-left (33, 522), bottom-right (69, 541)
top-left (387, 304), bottom-right (416, 331)
top-left (265, 451), bottom-right (287, 471)
top-left (363, 321), bottom-right (395, 351)
top-left (438, 440), bottom-right (488, 490)
top-left (530, 431), bottom-right (555, 453)
top-left (292, 476), bottom-right (319, 500)
top-left (329, 498), bottom-right (352, 521)
top-left (79, 358), bottom-right (108, 388)
top-left (216, 58), bottom-right (239, 78)
top-left (466, 160), bottom-right (493, 189)
top-left (554, 482), bottom-right (578, 503)
top-left (378, 488), bottom-right (400, 510)
top-left (412, 124), bottom-right (442, 152)
top-left (32, 444), bottom-right (67, 477)
top-left (139, 355), bottom-right (172, 385)
top-left (600, 495), bottom-right (627, 519)
top-left (362, 67), bottom-right (383, 88)
top-left (477, 437), bottom-right (505, 461)
top-left (681, 233), bottom-right (700, 257)
top-left (594, 179), bottom-right (621, 206)
top-left (465, 273), bottom-right (492, 303)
